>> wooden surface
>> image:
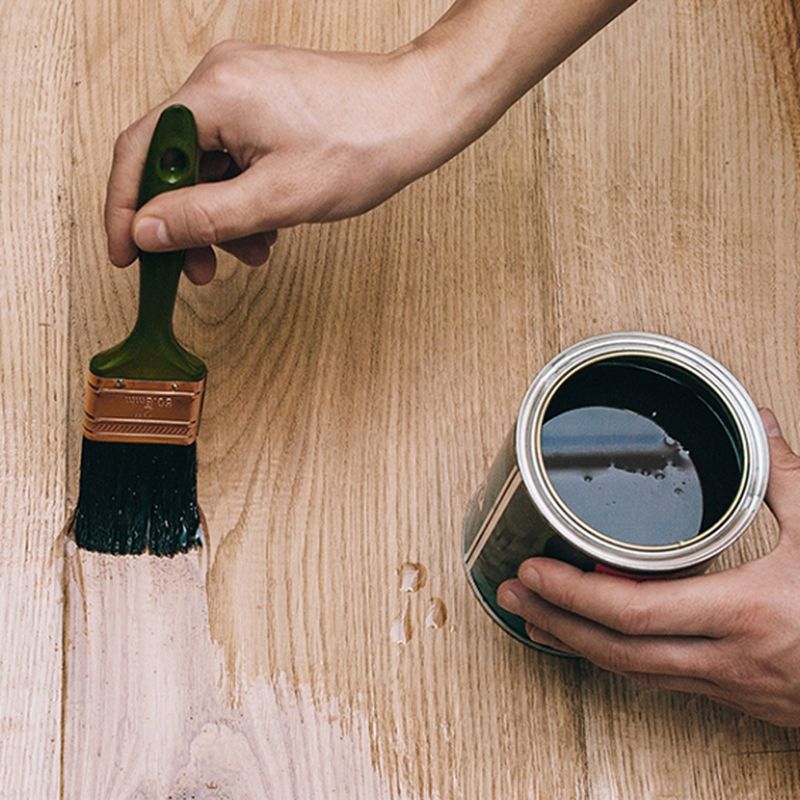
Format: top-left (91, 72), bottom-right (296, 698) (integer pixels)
top-left (2, 0), bottom-right (799, 797)
top-left (0, 3), bottom-right (72, 798)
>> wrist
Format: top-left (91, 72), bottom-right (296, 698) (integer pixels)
top-left (384, 2), bottom-right (550, 185)
top-left (384, 0), bottom-right (636, 182)
top-left (384, 33), bottom-right (511, 184)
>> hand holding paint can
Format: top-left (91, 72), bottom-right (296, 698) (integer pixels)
top-left (464, 332), bottom-right (769, 654)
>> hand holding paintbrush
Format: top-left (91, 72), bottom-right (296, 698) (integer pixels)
top-left (76, 105), bottom-right (206, 556)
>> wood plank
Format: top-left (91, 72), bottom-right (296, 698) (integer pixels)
top-left (62, 0), bottom-right (800, 797)
top-left (543, 0), bottom-right (800, 797)
top-left (63, 546), bottom-right (393, 799)
top-left (0, 2), bottom-right (73, 798)
top-left (65, 2), bottom-right (586, 797)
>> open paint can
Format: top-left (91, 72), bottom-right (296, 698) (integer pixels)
top-left (463, 332), bottom-right (769, 654)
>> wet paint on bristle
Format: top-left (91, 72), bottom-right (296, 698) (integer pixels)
top-left (75, 439), bottom-right (201, 556)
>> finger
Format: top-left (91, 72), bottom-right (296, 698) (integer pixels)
top-left (524, 623), bottom-right (579, 655)
top-left (217, 233), bottom-right (272, 266)
top-left (497, 580), bottom-right (717, 677)
top-left (132, 164), bottom-right (294, 252)
top-left (760, 408), bottom-right (800, 530)
top-left (516, 558), bottom-right (735, 637)
top-left (106, 122), bottom-right (153, 267)
top-left (105, 92), bottom-right (226, 266)
top-left (183, 247), bottom-right (217, 285)
top-left (622, 671), bottom-right (722, 697)
top-left (627, 671), bottom-right (750, 717)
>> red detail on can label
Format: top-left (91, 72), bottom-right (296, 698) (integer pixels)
top-left (594, 564), bottom-right (647, 582)
top-left (593, 565), bottom-right (673, 581)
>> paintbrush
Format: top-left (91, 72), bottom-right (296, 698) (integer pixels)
top-left (75, 104), bottom-right (206, 555)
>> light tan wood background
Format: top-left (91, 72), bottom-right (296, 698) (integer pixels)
top-left (2, 0), bottom-right (799, 797)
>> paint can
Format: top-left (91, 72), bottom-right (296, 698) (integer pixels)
top-left (463, 332), bottom-right (769, 654)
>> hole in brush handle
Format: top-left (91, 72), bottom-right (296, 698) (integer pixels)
top-left (158, 147), bottom-right (189, 183)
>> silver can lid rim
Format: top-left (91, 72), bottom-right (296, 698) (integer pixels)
top-left (515, 332), bottom-right (770, 572)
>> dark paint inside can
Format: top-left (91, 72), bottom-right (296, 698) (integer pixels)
top-left (542, 407), bottom-right (705, 546)
top-left (540, 357), bottom-right (745, 548)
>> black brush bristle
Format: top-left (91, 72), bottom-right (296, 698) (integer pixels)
top-left (75, 438), bottom-right (202, 556)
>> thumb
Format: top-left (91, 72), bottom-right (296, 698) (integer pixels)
top-left (132, 163), bottom-right (290, 251)
top-left (760, 408), bottom-right (800, 531)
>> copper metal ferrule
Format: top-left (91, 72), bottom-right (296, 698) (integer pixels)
top-left (83, 372), bottom-right (206, 446)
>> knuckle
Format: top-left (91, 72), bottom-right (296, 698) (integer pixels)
top-left (717, 655), bottom-right (755, 690)
top-left (612, 592), bottom-right (653, 636)
top-left (201, 52), bottom-right (251, 92)
top-left (731, 597), bottom-right (772, 636)
top-left (774, 446), bottom-right (800, 475)
top-left (741, 602), bottom-right (767, 630)
top-left (113, 127), bottom-right (136, 160)
top-left (547, 568), bottom-right (593, 614)
top-left (594, 638), bottom-right (632, 673)
top-left (184, 201), bottom-right (221, 245)
top-left (206, 38), bottom-right (246, 59)
top-left (550, 580), bottom-right (579, 614)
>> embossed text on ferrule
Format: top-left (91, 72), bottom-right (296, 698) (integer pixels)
top-left (83, 372), bottom-right (206, 445)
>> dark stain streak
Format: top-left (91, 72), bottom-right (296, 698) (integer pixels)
top-left (736, 748), bottom-right (800, 756)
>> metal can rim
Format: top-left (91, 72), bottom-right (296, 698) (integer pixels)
top-left (515, 332), bottom-right (769, 572)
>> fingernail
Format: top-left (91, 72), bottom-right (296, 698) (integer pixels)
top-left (525, 623), bottom-right (541, 641)
top-left (520, 563), bottom-right (540, 590)
top-left (498, 586), bottom-right (521, 613)
top-left (760, 408), bottom-right (782, 438)
top-left (134, 217), bottom-right (170, 249)
top-left (526, 624), bottom-right (576, 655)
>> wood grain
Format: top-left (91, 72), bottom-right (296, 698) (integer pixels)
top-left (0, 2), bottom-right (72, 798)
top-left (544, 1), bottom-right (800, 797)
top-left (66, 3), bottom-right (585, 798)
top-left (2, 0), bottom-right (799, 797)
top-left (63, 544), bottom-right (394, 799)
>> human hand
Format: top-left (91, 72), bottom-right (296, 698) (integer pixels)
top-left (106, 40), bottom-right (449, 284)
top-left (497, 408), bottom-right (800, 727)
top-left (107, 1), bottom-right (637, 285)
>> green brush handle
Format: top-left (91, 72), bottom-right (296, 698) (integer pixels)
top-left (90, 105), bottom-right (206, 381)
